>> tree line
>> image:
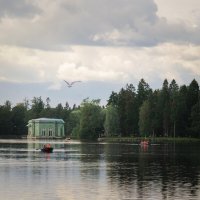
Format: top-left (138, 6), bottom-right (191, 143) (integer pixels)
top-left (0, 78), bottom-right (199, 139)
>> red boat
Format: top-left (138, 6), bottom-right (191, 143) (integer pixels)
top-left (41, 144), bottom-right (53, 153)
top-left (140, 140), bottom-right (149, 146)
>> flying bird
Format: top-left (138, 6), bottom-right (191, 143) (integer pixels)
top-left (64, 80), bottom-right (82, 88)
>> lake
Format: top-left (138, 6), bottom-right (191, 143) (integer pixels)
top-left (0, 139), bottom-right (200, 200)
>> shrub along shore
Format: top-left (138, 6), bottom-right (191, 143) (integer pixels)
top-left (99, 136), bottom-right (200, 143)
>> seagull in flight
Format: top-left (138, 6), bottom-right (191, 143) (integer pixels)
top-left (64, 80), bottom-right (82, 88)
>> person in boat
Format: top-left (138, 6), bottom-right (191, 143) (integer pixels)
top-left (140, 139), bottom-right (149, 145)
top-left (44, 143), bottom-right (51, 149)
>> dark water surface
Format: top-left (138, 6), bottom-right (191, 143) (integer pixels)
top-left (0, 139), bottom-right (200, 200)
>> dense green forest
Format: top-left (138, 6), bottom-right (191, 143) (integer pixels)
top-left (0, 78), bottom-right (199, 140)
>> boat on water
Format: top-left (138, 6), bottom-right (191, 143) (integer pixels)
top-left (65, 137), bottom-right (71, 142)
top-left (41, 144), bottom-right (53, 153)
top-left (41, 147), bottom-right (53, 153)
top-left (140, 140), bottom-right (149, 146)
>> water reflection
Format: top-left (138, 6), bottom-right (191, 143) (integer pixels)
top-left (0, 140), bottom-right (200, 199)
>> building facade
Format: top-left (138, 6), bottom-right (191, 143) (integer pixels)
top-left (27, 118), bottom-right (65, 139)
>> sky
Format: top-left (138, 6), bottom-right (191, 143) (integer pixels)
top-left (0, 0), bottom-right (200, 107)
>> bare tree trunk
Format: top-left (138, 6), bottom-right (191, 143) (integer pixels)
top-left (173, 121), bottom-right (176, 138)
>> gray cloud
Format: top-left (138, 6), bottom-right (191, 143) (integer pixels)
top-left (50, 0), bottom-right (160, 46)
top-left (0, 0), bottom-right (200, 107)
top-left (0, 0), bottom-right (199, 50)
top-left (0, 0), bottom-right (41, 18)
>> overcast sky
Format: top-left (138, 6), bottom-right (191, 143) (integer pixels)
top-left (0, 0), bottom-right (200, 107)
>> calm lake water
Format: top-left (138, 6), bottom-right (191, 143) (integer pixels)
top-left (0, 140), bottom-right (200, 200)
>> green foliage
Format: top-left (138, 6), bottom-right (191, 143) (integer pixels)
top-left (169, 79), bottom-right (179, 137)
top-left (148, 90), bottom-right (160, 136)
top-left (0, 79), bottom-right (200, 139)
top-left (11, 103), bottom-right (27, 135)
top-left (136, 78), bottom-right (152, 107)
top-left (176, 85), bottom-right (188, 136)
top-left (187, 79), bottom-right (199, 111)
top-left (132, 79), bottom-right (152, 135)
top-left (0, 101), bottom-right (13, 136)
top-left (104, 105), bottom-right (119, 136)
top-left (29, 96), bottom-right (45, 119)
top-left (190, 99), bottom-right (200, 137)
top-left (79, 99), bottom-right (102, 140)
top-left (161, 79), bottom-right (170, 136)
top-left (117, 84), bottom-right (137, 136)
top-left (107, 91), bottom-right (119, 106)
top-left (186, 79), bottom-right (199, 130)
top-left (139, 100), bottom-right (151, 136)
top-left (68, 110), bottom-right (81, 138)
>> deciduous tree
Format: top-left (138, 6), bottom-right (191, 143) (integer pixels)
top-left (79, 99), bottom-right (102, 140)
top-left (104, 105), bottom-right (119, 136)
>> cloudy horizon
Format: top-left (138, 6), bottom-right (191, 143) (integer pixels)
top-left (0, 0), bottom-right (200, 107)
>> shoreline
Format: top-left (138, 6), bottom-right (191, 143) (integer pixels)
top-left (0, 136), bottom-right (200, 144)
top-left (98, 136), bottom-right (200, 143)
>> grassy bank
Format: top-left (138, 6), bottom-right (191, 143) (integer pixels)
top-left (100, 136), bottom-right (200, 143)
